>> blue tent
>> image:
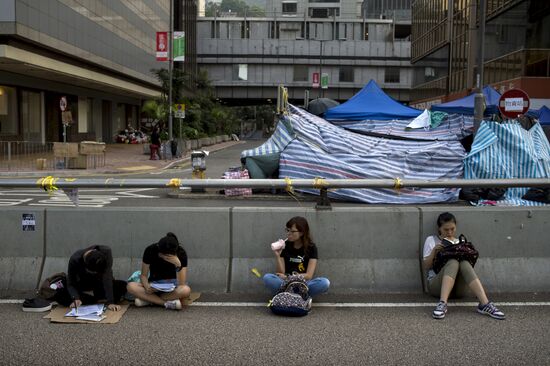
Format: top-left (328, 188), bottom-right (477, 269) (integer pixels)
top-left (431, 86), bottom-right (501, 115)
top-left (527, 105), bottom-right (550, 125)
top-left (324, 80), bottom-right (422, 121)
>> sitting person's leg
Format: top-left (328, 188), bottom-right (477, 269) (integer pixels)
top-left (126, 282), bottom-right (166, 306)
top-left (307, 277), bottom-right (330, 297)
top-left (429, 259), bottom-right (459, 319)
top-left (159, 284), bottom-right (191, 302)
top-left (263, 273), bottom-right (284, 295)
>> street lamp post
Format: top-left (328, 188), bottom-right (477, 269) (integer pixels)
top-left (319, 40), bottom-right (323, 98)
top-left (168, 0), bottom-right (174, 141)
top-left (473, 0), bottom-right (486, 133)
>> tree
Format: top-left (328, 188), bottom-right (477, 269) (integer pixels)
top-left (142, 68), bottom-right (239, 139)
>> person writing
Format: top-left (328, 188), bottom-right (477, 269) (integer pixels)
top-left (67, 245), bottom-right (126, 312)
top-left (127, 233), bottom-right (191, 310)
top-left (263, 216), bottom-right (330, 298)
top-left (423, 212), bottom-right (505, 320)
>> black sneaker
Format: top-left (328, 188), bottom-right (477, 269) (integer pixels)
top-left (22, 298), bottom-right (52, 312)
top-left (477, 302), bottom-right (505, 320)
top-left (432, 301), bottom-right (447, 319)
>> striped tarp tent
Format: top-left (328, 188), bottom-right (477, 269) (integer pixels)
top-left (329, 113), bottom-right (474, 141)
top-left (243, 105), bottom-right (465, 204)
top-left (464, 121), bottom-right (550, 206)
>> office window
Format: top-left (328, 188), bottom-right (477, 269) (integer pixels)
top-left (233, 64), bottom-right (248, 81)
top-left (282, 2), bottom-right (297, 15)
top-left (339, 66), bottom-right (354, 82)
top-left (0, 86), bottom-right (17, 135)
top-left (294, 65), bottom-right (309, 81)
top-left (385, 68), bottom-right (400, 83)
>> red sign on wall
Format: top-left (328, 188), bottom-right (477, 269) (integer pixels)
top-left (312, 72), bottom-right (320, 88)
top-left (156, 32), bottom-right (168, 61)
top-left (498, 89), bottom-right (530, 119)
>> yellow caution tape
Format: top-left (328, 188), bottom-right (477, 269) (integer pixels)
top-left (37, 176), bottom-right (59, 195)
top-left (166, 178), bottom-right (182, 188)
top-left (313, 177), bottom-right (328, 189)
top-left (394, 177), bottom-right (403, 192)
top-left (284, 177), bottom-right (294, 194)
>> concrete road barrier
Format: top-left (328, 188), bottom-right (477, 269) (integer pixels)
top-left (0, 208), bottom-right (45, 291)
top-left (230, 207), bottom-right (422, 294)
top-left (0, 206), bottom-right (549, 294)
top-left (39, 208), bottom-right (230, 293)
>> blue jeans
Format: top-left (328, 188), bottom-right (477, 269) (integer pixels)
top-left (263, 273), bottom-right (330, 298)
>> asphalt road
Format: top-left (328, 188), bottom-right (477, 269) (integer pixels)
top-left (0, 139), bottom-right (421, 208)
top-left (1, 302), bottom-right (549, 365)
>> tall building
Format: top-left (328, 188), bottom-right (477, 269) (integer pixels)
top-left (0, 0), bottom-right (195, 144)
top-left (198, 0), bottom-right (413, 104)
top-left (411, 0), bottom-right (550, 109)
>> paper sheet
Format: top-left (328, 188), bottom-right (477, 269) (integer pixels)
top-left (150, 282), bottom-right (176, 292)
top-left (65, 304), bottom-right (105, 317)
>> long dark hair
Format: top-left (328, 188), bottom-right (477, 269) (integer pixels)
top-left (286, 216), bottom-right (312, 251)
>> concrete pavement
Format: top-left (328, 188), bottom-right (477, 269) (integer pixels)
top-left (0, 139), bottom-right (245, 177)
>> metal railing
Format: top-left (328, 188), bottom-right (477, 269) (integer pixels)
top-left (0, 141), bottom-right (106, 171)
top-left (0, 177), bottom-right (547, 189)
top-left (0, 177), bottom-right (548, 208)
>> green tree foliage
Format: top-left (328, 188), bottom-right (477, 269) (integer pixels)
top-left (142, 68), bottom-right (239, 139)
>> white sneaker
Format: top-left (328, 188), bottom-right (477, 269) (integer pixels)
top-left (134, 298), bottom-right (151, 307)
top-left (164, 299), bottom-right (182, 310)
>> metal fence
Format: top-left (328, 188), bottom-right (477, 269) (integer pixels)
top-left (0, 141), bottom-right (105, 171)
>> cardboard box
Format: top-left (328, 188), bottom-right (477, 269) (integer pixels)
top-left (79, 141), bottom-right (106, 155)
top-left (67, 155), bottom-right (87, 169)
top-left (53, 142), bottom-right (79, 158)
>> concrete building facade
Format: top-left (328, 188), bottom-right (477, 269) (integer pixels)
top-left (198, 0), bottom-right (414, 105)
top-left (0, 0), bottom-right (170, 143)
top-left (410, 0), bottom-right (550, 109)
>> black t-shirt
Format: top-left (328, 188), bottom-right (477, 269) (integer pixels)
top-left (143, 243), bottom-right (188, 282)
top-left (280, 241), bottom-right (318, 274)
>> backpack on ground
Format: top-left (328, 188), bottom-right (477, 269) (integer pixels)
top-left (37, 272), bottom-right (72, 306)
top-left (269, 274), bottom-right (312, 316)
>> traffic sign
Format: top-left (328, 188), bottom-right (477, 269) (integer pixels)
top-left (498, 88), bottom-right (530, 119)
top-left (174, 103), bottom-right (185, 118)
top-left (60, 96), bottom-right (67, 112)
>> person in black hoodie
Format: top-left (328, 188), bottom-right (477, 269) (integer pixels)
top-left (67, 245), bottom-right (126, 311)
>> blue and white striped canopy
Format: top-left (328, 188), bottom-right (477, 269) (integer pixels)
top-left (243, 105), bottom-right (465, 204)
top-left (465, 121), bottom-right (550, 206)
top-left (330, 113), bottom-right (473, 141)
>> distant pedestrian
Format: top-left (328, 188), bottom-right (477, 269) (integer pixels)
top-left (423, 212), bottom-right (505, 320)
top-left (263, 216), bottom-right (330, 298)
top-left (150, 126), bottom-right (161, 160)
top-left (127, 232), bottom-right (191, 310)
top-left (67, 245), bottom-right (126, 312)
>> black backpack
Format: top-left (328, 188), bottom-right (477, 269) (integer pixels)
top-left (37, 272), bottom-right (72, 306)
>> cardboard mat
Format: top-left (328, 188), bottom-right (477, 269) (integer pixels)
top-left (44, 304), bottom-right (129, 324)
top-left (43, 293), bottom-right (200, 323)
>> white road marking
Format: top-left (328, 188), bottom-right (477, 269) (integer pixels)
top-left (2, 299), bottom-right (550, 307)
top-left (0, 188), bottom-right (159, 207)
top-left (0, 198), bottom-right (33, 206)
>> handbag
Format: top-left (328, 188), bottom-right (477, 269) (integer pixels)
top-left (432, 234), bottom-right (479, 274)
